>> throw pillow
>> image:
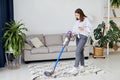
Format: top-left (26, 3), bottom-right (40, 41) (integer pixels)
top-left (30, 37), bottom-right (44, 48)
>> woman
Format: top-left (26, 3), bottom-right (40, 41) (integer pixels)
top-left (69, 8), bottom-right (92, 75)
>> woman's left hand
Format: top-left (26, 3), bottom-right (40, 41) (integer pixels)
top-left (78, 27), bottom-right (84, 31)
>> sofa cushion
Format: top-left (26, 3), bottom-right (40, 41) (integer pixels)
top-left (68, 41), bottom-right (76, 46)
top-left (45, 34), bottom-right (62, 46)
top-left (67, 46), bottom-right (76, 52)
top-left (31, 47), bottom-right (48, 54)
top-left (26, 34), bottom-right (45, 46)
top-left (48, 46), bottom-right (67, 53)
top-left (30, 37), bottom-right (44, 48)
top-left (24, 43), bottom-right (32, 50)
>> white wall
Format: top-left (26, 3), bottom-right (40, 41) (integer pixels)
top-left (14, 0), bottom-right (105, 34)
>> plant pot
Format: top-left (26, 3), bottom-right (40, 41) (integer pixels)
top-left (113, 45), bottom-right (119, 51)
top-left (93, 47), bottom-right (104, 56)
top-left (5, 53), bottom-right (21, 69)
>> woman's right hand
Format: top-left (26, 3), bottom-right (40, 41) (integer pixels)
top-left (72, 33), bottom-right (75, 37)
top-left (71, 32), bottom-right (75, 41)
top-left (78, 26), bottom-right (84, 31)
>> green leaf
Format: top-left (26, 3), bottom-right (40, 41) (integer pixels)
top-left (111, 0), bottom-right (120, 8)
top-left (2, 20), bottom-right (28, 57)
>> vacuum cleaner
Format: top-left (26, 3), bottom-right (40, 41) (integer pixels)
top-left (44, 31), bottom-right (73, 77)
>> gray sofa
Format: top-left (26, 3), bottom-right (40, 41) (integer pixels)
top-left (23, 34), bottom-right (90, 62)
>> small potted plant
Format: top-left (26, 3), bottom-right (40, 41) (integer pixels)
top-left (1, 20), bottom-right (28, 69)
top-left (110, 0), bottom-right (120, 17)
top-left (111, 0), bottom-right (120, 8)
top-left (107, 20), bottom-right (120, 51)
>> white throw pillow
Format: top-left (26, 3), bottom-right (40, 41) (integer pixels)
top-left (30, 37), bottom-right (44, 48)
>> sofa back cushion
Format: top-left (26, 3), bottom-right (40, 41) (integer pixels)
top-left (48, 46), bottom-right (67, 53)
top-left (44, 34), bottom-right (62, 46)
top-left (62, 33), bottom-right (66, 42)
top-left (31, 47), bottom-right (48, 54)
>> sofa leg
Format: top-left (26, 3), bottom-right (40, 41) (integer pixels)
top-left (24, 61), bottom-right (30, 64)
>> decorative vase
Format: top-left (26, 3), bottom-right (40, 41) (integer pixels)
top-left (5, 53), bottom-right (21, 69)
top-left (113, 45), bottom-right (118, 51)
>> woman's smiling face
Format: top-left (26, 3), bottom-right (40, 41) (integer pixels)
top-left (75, 13), bottom-right (80, 20)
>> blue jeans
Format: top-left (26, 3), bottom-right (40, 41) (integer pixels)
top-left (74, 34), bottom-right (88, 67)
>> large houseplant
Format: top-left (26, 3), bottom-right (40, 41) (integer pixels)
top-left (93, 20), bottom-right (120, 57)
top-left (93, 21), bottom-right (106, 57)
top-left (1, 20), bottom-right (28, 68)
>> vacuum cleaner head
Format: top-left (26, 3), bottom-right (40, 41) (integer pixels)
top-left (44, 71), bottom-right (54, 76)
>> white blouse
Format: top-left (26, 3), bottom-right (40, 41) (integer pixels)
top-left (72, 17), bottom-right (92, 37)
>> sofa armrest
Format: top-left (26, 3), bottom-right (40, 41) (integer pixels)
top-left (24, 43), bottom-right (32, 50)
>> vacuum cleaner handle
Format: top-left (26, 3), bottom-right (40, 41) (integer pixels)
top-left (44, 31), bottom-right (73, 77)
top-left (53, 31), bottom-right (72, 71)
top-left (53, 46), bottom-right (65, 71)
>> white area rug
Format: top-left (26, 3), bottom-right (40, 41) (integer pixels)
top-left (28, 60), bottom-right (105, 80)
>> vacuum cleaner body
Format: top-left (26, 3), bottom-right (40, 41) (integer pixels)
top-left (63, 31), bottom-right (72, 47)
top-left (44, 31), bottom-right (73, 77)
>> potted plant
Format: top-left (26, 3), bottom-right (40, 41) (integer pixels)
top-left (92, 20), bottom-right (120, 58)
top-left (93, 21), bottom-right (107, 58)
top-left (110, 0), bottom-right (120, 17)
top-left (1, 20), bottom-right (28, 69)
top-left (111, 0), bottom-right (120, 8)
top-left (107, 20), bottom-right (120, 51)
